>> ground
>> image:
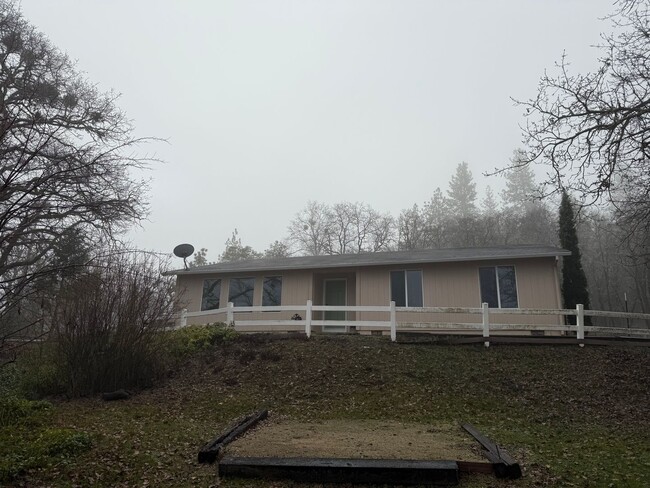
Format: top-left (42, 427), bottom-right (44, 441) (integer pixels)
top-left (9, 334), bottom-right (650, 487)
top-left (228, 418), bottom-right (485, 461)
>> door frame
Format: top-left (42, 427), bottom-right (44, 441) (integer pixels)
top-left (322, 278), bottom-right (347, 333)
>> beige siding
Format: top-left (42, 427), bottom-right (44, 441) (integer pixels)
top-left (176, 256), bottom-right (563, 327)
top-left (312, 270), bottom-right (356, 321)
top-left (177, 269), bottom-right (312, 325)
top-left (356, 257), bottom-right (562, 325)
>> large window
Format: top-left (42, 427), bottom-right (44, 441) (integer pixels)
top-left (262, 276), bottom-right (282, 306)
top-left (479, 266), bottom-right (518, 308)
top-left (228, 277), bottom-right (255, 307)
top-left (390, 270), bottom-right (423, 307)
top-left (201, 279), bottom-right (221, 311)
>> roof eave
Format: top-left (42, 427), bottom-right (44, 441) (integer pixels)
top-left (166, 250), bottom-right (571, 276)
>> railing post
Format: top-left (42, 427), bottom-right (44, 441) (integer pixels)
top-left (227, 301), bottom-right (234, 326)
top-left (390, 301), bottom-right (396, 342)
top-left (482, 302), bottom-right (490, 348)
top-left (179, 308), bottom-right (187, 328)
top-left (576, 304), bottom-right (584, 347)
top-left (306, 300), bottom-right (312, 338)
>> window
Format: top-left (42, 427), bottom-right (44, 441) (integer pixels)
top-left (262, 276), bottom-right (282, 306)
top-left (479, 266), bottom-right (518, 308)
top-left (390, 270), bottom-right (423, 307)
top-left (228, 277), bottom-right (255, 307)
top-left (201, 279), bottom-right (221, 311)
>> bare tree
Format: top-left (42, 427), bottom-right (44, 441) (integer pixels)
top-left (287, 201), bottom-right (332, 255)
top-left (398, 204), bottom-right (427, 250)
top-left (515, 0), bottom-right (650, 236)
top-left (288, 201), bottom-right (395, 255)
top-left (324, 202), bottom-right (395, 254)
top-left (0, 2), bottom-right (149, 352)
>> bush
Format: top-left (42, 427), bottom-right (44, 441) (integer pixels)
top-left (0, 427), bottom-right (91, 482)
top-left (0, 396), bottom-right (91, 484)
top-left (0, 363), bottom-right (19, 398)
top-left (0, 397), bottom-right (51, 427)
top-left (165, 323), bottom-right (237, 359)
top-left (50, 252), bottom-right (179, 396)
top-left (10, 343), bottom-right (66, 399)
top-left (36, 428), bottom-right (92, 457)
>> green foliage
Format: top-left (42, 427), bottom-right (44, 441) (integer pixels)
top-left (0, 345), bottom-right (65, 399)
top-left (189, 247), bottom-right (215, 267)
top-left (0, 427), bottom-right (91, 482)
top-left (559, 191), bottom-right (591, 319)
top-left (5, 343), bottom-right (65, 399)
top-left (219, 229), bottom-right (262, 262)
top-left (36, 428), bottom-right (92, 457)
top-left (0, 392), bottom-right (90, 483)
top-left (9, 335), bottom-right (649, 487)
top-left (446, 162), bottom-right (477, 217)
top-left (0, 396), bottom-right (51, 427)
top-left (164, 323), bottom-right (237, 359)
top-left (0, 362), bottom-right (19, 397)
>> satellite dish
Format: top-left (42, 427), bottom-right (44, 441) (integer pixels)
top-left (173, 243), bottom-right (195, 270)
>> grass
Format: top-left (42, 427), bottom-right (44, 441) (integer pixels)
top-left (3, 333), bottom-right (650, 487)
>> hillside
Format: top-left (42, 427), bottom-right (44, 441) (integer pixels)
top-left (9, 334), bottom-right (650, 487)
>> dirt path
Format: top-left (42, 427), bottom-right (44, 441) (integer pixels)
top-left (227, 418), bottom-right (485, 462)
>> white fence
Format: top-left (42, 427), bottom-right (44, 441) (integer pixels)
top-left (176, 301), bottom-right (650, 346)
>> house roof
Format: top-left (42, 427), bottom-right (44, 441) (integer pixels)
top-left (166, 245), bottom-right (570, 276)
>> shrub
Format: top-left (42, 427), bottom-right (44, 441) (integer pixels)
top-left (36, 428), bottom-right (92, 457)
top-left (0, 428), bottom-right (91, 482)
top-left (50, 252), bottom-right (180, 396)
top-left (165, 323), bottom-right (237, 359)
top-left (0, 397), bottom-right (89, 484)
top-left (12, 343), bottom-right (65, 399)
top-left (0, 397), bottom-right (51, 427)
top-left (0, 362), bottom-right (19, 398)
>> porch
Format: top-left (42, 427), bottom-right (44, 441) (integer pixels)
top-left (175, 302), bottom-right (650, 345)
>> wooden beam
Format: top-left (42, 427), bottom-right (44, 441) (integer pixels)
top-left (219, 456), bottom-right (460, 486)
top-left (461, 424), bottom-right (522, 479)
top-left (456, 461), bottom-right (494, 474)
top-left (198, 409), bottom-right (268, 464)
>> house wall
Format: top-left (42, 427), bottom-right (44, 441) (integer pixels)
top-left (356, 257), bottom-right (562, 325)
top-left (175, 256), bottom-right (563, 327)
top-left (312, 270), bottom-right (357, 321)
top-left (176, 269), bottom-right (312, 325)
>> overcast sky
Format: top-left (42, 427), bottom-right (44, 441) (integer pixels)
top-left (21, 0), bottom-right (614, 261)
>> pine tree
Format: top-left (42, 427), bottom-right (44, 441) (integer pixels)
top-left (481, 186), bottom-right (499, 216)
top-left (219, 229), bottom-right (262, 262)
top-left (446, 162), bottom-right (477, 218)
top-left (422, 188), bottom-right (449, 248)
top-left (501, 149), bottom-right (538, 214)
top-left (559, 191), bottom-right (591, 323)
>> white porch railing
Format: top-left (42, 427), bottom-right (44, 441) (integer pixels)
top-left (175, 301), bottom-right (650, 346)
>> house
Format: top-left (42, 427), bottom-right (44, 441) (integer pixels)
top-left (168, 245), bottom-right (571, 332)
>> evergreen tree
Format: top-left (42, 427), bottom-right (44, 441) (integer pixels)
top-left (481, 186), bottom-right (499, 216)
top-left (446, 162), bottom-right (477, 218)
top-left (559, 191), bottom-right (591, 323)
top-left (264, 240), bottom-right (291, 258)
top-left (189, 248), bottom-right (214, 267)
top-left (422, 188), bottom-right (449, 248)
top-left (501, 149), bottom-right (538, 214)
top-left (398, 204), bottom-right (426, 250)
top-left (219, 229), bottom-right (262, 262)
